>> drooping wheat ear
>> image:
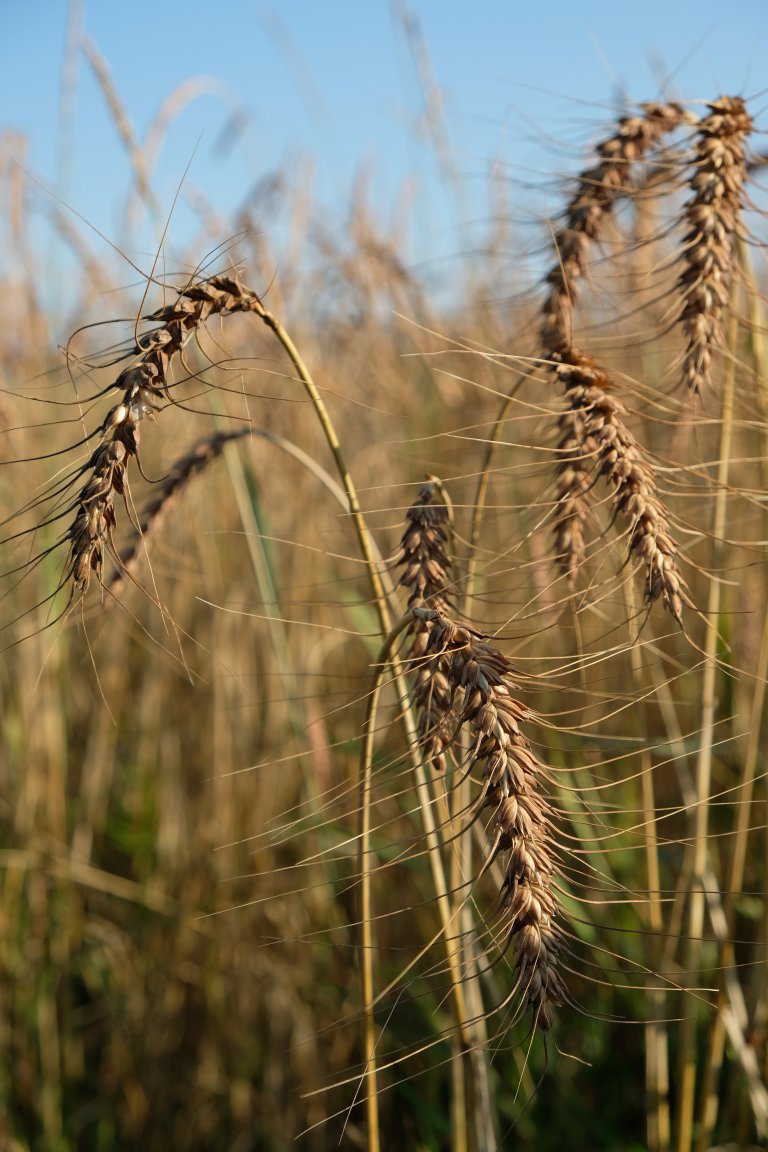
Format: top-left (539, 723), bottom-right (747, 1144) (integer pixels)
top-left (551, 349), bottom-right (689, 621)
top-left (678, 96), bottom-right (753, 395)
top-left (542, 102), bottom-right (691, 355)
top-left (397, 480), bottom-right (454, 772)
top-left (419, 609), bottom-right (565, 1030)
top-left (552, 398), bottom-right (593, 589)
top-left (106, 428), bottom-right (251, 597)
top-left (66, 274), bottom-right (261, 591)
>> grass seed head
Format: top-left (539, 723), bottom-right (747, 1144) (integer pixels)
top-left (542, 102), bottom-right (691, 355)
top-left (678, 96), bottom-right (753, 394)
top-left (397, 480), bottom-right (454, 771)
top-left (66, 275), bottom-right (260, 593)
top-left (551, 350), bottom-right (689, 622)
top-left (426, 614), bottom-right (564, 1030)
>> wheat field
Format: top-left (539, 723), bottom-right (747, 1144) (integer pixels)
top-left (1, 72), bottom-right (767, 1152)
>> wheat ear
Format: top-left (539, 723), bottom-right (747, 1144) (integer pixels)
top-left (542, 102), bottom-right (689, 355)
top-left (418, 610), bottom-right (565, 1031)
top-left (551, 349), bottom-right (688, 621)
top-left (66, 274), bottom-right (261, 592)
top-left (396, 480), bottom-right (455, 771)
top-left (552, 393), bottom-right (594, 588)
top-left (678, 96), bottom-right (753, 395)
top-left (106, 428), bottom-right (251, 596)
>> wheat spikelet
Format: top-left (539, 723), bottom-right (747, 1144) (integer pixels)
top-left (552, 400), bottom-right (593, 587)
top-left (420, 610), bottom-right (565, 1030)
top-left (551, 349), bottom-right (688, 621)
top-left (66, 274), bottom-right (260, 592)
top-left (106, 428), bottom-right (251, 597)
top-left (678, 96), bottom-right (753, 395)
top-left (541, 102), bottom-right (690, 355)
top-left (396, 480), bottom-right (454, 771)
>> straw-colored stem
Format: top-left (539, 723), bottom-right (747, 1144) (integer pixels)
top-left (697, 606), bottom-right (768, 1150)
top-left (358, 655), bottom-right (386, 1152)
top-left (697, 243), bottom-right (768, 1147)
top-left (253, 310), bottom-right (485, 1128)
top-left (649, 669), bottom-right (768, 1143)
top-left (358, 610), bottom-right (474, 1150)
top-left (676, 304), bottom-right (739, 1152)
top-left (251, 300), bottom-right (392, 635)
top-left (623, 577), bottom-right (670, 1152)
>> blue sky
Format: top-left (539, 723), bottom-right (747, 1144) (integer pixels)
top-left (1, 1), bottom-right (766, 311)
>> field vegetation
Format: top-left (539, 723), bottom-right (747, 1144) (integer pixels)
top-left (1, 47), bottom-right (767, 1152)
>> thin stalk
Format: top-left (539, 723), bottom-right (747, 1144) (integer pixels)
top-left (359, 655), bottom-right (384, 1152)
top-left (251, 301), bottom-right (391, 634)
top-left (256, 303), bottom-right (490, 1143)
top-left (358, 611), bottom-right (473, 1152)
top-left (650, 670), bottom-right (768, 1142)
top-left (697, 242), bottom-right (768, 1147)
top-left (623, 578), bottom-right (670, 1152)
top-left (697, 606), bottom-right (768, 1150)
top-left (450, 1028), bottom-right (469, 1152)
top-left (252, 305), bottom-right (390, 1152)
top-left (676, 304), bottom-right (739, 1152)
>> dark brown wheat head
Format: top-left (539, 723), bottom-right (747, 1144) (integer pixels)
top-left (541, 101), bottom-right (693, 355)
top-left (551, 349), bottom-right (689, 621)
top-left (66, 274), bottom-right (261, 592)
top-left (420, 610), bottom-right (566, 1031)
top-left (677, 95), bottom-right (753, 395)
top-left (397, 480), bottom-right (455, 772)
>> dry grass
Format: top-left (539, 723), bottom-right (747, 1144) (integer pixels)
top-left (1, 86), bottom-right (768, 1152)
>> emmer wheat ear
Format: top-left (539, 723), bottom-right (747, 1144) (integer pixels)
top-left (419, 609), bottom-right (566, 1031)
top-left (551, 349), bottom-right (689, 621)
top-left (552, 387), bottom-right (593, 588)
top-left (66, 274), bottom-right (261, 591)
top-left (396, 479), bottom-right (455, 771)
top-left (541, 102), bottom-right (691, 355)
top-left (678, 96), bottom-right (753, 395)
top-left (107, 428), bottom-right (251, 597)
